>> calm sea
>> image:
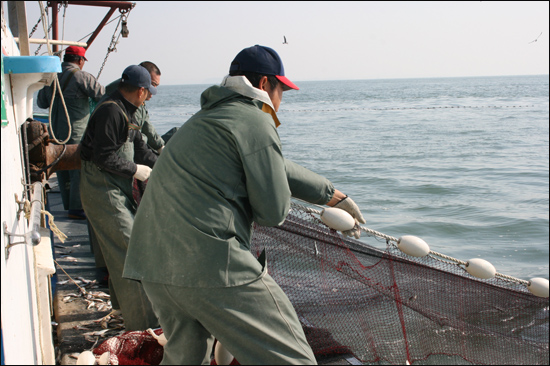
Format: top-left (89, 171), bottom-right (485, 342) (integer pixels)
top-left (34, 75), bottom-right (548, 281)
top-left (145, 75), bottom-right (549, 281)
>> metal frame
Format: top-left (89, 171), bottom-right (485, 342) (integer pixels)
top-left (47, 1), bottom-right (135, 53)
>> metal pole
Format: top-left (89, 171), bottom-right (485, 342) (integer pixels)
top-left (85, 7), bottom-right (116, 50)
top-left (29, 183), bottom-right (44, 245)
top-left (50, 1), bottom-right (59, 54)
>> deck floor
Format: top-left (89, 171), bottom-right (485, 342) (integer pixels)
top-left (47, 175), bottom-right (114, 365)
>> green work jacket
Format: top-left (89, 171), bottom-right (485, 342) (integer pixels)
top-left (123, 85), bottom-right (334, 288)
top-left (37, 62), bottom-right (105, 144)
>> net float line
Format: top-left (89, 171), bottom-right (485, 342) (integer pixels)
top-left (290, 200), bottom-right (548, 297)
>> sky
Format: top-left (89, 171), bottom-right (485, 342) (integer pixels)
top-left (20, 1), bottom-right (550, 86)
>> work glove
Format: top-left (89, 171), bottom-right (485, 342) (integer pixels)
top-left (334, 195), bottom-right (366, 239)
top-left (134, 164), bottom-right (152, 181)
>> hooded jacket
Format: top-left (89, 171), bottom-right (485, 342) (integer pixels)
top-left (123, 80), bottom-right (334, 288)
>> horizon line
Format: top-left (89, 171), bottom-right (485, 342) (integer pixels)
top-left (160, 73), bottom-right (549, 87)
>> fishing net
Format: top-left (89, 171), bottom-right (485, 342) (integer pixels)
top-left (250, 202), bottom-right (549, 365)
top-left (92, 202), bottom-right (548, 365)
top-left (92, 328), bottom-right (164, 365)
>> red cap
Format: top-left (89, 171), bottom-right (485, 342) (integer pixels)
top-left (275, 75), bottom-right (299, 91)
top-left (65, 46), bottom-right (87, 61)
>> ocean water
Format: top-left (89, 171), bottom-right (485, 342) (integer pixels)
top-left (146, 75), bottom-right (549, 281)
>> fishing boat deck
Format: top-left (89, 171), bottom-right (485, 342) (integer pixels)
top-left (47, 175), bottom-right (113, 365)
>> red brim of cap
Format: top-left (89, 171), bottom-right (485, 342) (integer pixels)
top-left (276, 75), bottom-right (299, 91)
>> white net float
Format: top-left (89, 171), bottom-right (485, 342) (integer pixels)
top-left (97, 351), bottom-right (113, 365)
top-left (146, 328), bottom-right (167, 346)
top-left (397, 235), bottom-right (430, 257)
top-left (76, 350), bottom-right (96, 365)
top-left (321, 207), bottom-right (356, 232)
top-left (527, 277), bottom-right (549, 298)
top-left (214, 341), bottom-right (234, 365)
top-left (156, 333), bottom-right (167, 346)
top-left (466, 258), bottom-right (496, 279)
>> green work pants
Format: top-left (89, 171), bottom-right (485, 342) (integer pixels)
top-left (80, 159), bottom-right (158, 331)
top-left (56, 169), bottom-right (82, 211)
top-left (142, 270), bottom-right (317, 365)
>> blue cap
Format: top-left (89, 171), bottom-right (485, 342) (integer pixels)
top-left (121, 65), bottom-right (157, 95)
top-left (229, 45), bottom-right (299, 91)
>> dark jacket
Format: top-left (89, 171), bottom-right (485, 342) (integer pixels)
top-left (104, 78), bottom-right (165, 150)
top-left (80, 90), bottom-right (157, 177)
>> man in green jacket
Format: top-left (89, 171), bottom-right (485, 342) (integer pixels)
top-left (123, 45), bottom-right (365, 364)
top-left (37, 46), bottom-right (105, 219)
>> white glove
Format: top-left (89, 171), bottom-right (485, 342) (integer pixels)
top-left (134, 164), bottom-right (152, 181)
top-left (334, 196), bottom-right (366, 239)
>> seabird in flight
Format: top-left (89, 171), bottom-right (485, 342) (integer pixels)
top-left (528, 32), bottom-right (542, 44)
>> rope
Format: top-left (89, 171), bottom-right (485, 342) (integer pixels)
top-left (41, 210), bottom-right (68, 243)
top-left (76, 15), bottom-right (123, 44)
top-left (35, 1), bottom-right (72, 145)
top-left (38, 1), bottom-right (53, 56)
top-left (54, 259), bottom-right (87, 295)
top-left (360, 227), bottom-right (398, 243)
top-left (31, 2), bottom-right (55, 55)
top-left (46, 75), bottom-right (72, 145)
top-left (427, 249), bottom-right (467, 264)
top-left (495, 272), bottom-right (530, 285)
top-left (15, 193), bottom-right (32, 220)
top-left (15, 192), bottom-right (68, 243)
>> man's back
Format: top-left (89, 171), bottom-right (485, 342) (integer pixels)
top-left (125, 85), bottom-right (290, 288)
top-left (37, 62), bottom-right (104, 143)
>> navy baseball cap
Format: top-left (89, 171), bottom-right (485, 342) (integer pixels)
top-left (229, 45), bottom-right (299, 91)
top-left (121, 65), bottom-right (157, 95)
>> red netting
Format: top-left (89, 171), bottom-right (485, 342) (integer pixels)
top-left (92, 329), bottom-right (164, 365)
top-left (93, 203), bottom-right (548, 365)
